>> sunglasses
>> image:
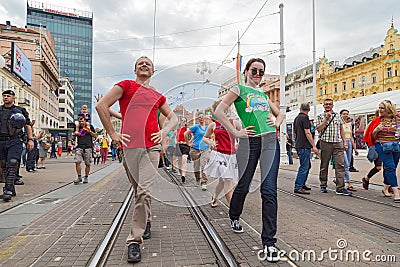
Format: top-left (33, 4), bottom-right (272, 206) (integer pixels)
top-left (250, 68), bottom-right (265, 76)
top-left (384, 100), bottom-right (391, 104)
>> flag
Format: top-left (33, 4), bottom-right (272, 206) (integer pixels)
top-left (236, 53), bottom-right (243, 85)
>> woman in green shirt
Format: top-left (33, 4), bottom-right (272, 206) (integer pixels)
top-left (215, 58), bottom-right (284, 262)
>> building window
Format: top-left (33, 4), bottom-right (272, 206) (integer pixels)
top-left (395, 69), bottom-right (398, 77)
top-left (387, 67), bottom-right (392, 78)
top-left (342, 82), bottom-right (346, 91)
top-left (319, 88), bottom-right (323, 95)
top-left (334, 84), bottom-right (338, 93)
top-left (351, 79), bottom-right (355, 89)
top-left (388, 88), bottom-right (393, 91)
top-left (1, 77), bottom-right (5, 90)
top-left (372, 73), bottom-right (377, 83)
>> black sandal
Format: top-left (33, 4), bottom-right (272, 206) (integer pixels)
top-left (362, 177), bottom-right (369, 190)
top-left (382, 190), bottom-right (391, 197)
top-left (347, 186), bottom-right (357, 192)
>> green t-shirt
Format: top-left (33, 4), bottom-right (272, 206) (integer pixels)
top-left (234, 84), bottom-right (276, 136)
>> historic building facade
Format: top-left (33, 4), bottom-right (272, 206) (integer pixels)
top-left (0, 21), bottom-right (59, 130)
top-left (285, 63), bottom-right (320, 112)
top-left (316, 23), bottom-right (400, 103)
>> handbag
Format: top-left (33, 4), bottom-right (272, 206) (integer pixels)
top-left (316, 113), bottom-right (336, 149)
top-left (367, 146), bottom-right (379, 162)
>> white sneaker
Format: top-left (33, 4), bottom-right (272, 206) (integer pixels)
top-left (166, 166), bottom-right (171, 170)
top-left (82, 177), bottom-right (88, 184)
top-left (265, 246), bottom-right (280, 262)
top-left (201, 184), bottom-right (207, 191)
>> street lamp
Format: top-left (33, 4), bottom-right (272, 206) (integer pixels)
top-left (358, 76), bottom-right (370, 96)
top-left (196, 60), bottom-right (212, 79)
top-left (194, 60), bottom-right (213, 124)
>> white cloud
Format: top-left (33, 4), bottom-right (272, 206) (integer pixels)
top-left (1, 0), bottom-right (399, 127)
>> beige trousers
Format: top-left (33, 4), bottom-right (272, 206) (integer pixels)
top-left (124, 145), bottom-right (161, 245)
top-left (189, 148), bottom-right (210, 184)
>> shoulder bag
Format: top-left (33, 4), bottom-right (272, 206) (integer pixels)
top-left (316, 113), bottom-right (336, 149)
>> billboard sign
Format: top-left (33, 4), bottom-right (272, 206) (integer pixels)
top-left (11, 42), bottom-right (32, 85)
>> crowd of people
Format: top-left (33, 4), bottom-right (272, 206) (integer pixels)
top-left (2, 55), bottom-right (399, 264)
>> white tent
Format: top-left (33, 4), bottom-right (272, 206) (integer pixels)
top-left (286, 90), bottom-right (400, 123)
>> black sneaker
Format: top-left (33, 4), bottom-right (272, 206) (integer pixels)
top-left (14, 180), bottom-right (24, 185)
top-left (127, 243), bottom-right (141, 263)
top-left (2, 188), bottom-right (12, 201)
top-left (142, 222), bottom-right (151, 239)
top-left (350, 167), bottom-right (359, 172)
top-left (336, 188), bottom-right (352, 196)
top-left (320, 187), bottom-right (328, 193)
top-left (73, 177), bottom-right (82, 185)
top-left (302, 185), bottom-right (311, 190)
top-left (231, 219), bottom-right (244, 233)
top-left (294, 188), bottom-right (310, 195)
top-left (181, 176), bottom-right (185, 183)
top-left (265, 246), bottom-right (280, 262)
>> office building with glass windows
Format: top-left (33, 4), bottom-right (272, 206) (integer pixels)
top-left (27, 0), bottom-right (93, 119)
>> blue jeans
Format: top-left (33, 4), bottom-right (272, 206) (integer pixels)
top-left (229, 133), bottom-right (280, 247)
top-left (294, 148), bottom-right (311, 190)
top-left (287, 147), bottom-right (293, 164)
top-left (21, 146), bottom-right (27, 166)
top-left (375, 142), bottom-right (400, 187)
top-left (111, 147), bottom-right (117, 160)
top-left (343, 139), bottom-right (353, 183)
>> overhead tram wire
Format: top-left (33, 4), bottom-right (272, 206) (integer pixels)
top-left (93, 49), bottom-right (280, 80)
top-left (94, 11), bottom-right (279, 43)
top-left (194, 0), bottom-right (273, 93)
top-left (94, 43), bottom-right (278, 55)
top-left (221, 0), bottom-right (272, 67)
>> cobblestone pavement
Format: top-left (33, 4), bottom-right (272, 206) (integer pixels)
top-left (0, 153), bottom-right (398, 266)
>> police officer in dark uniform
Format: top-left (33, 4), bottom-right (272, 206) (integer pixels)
top-left (0, 89), bottom-right (34, 201)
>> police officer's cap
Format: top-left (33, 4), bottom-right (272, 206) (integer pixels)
top-left (2, 89), bottom-right (15, 96)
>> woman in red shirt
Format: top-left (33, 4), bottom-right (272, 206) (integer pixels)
top-left (175, 118), bottom-right (190, 182)
top-left (203, 100), bottom-right (242, 207)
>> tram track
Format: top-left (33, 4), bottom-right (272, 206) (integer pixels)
top-left (281, 168), bottom-right (400, 209)
top-left (163, 169), bottom-right (300, 267)
top-left (278, 187), bottom-right (400, 235)
top-left (162, 169), bottom-right (239, 267)
top-left (88, 168), bottom-right (239, 267)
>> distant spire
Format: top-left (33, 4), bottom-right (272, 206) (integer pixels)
top-left (323, 48), bottom-right (326, 58)
top-left (391, 16), bottom-right (394, 28)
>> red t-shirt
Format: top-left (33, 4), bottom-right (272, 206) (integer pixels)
top-left (214, 120), bottom-right (236, 154)
top-left (177, 126), bottom-right (188, 142)
top-left (117, 80), bottom-right (166, 148)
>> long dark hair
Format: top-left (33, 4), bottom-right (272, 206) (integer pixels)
top-left (243, 58), bottom-right (265, 83)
